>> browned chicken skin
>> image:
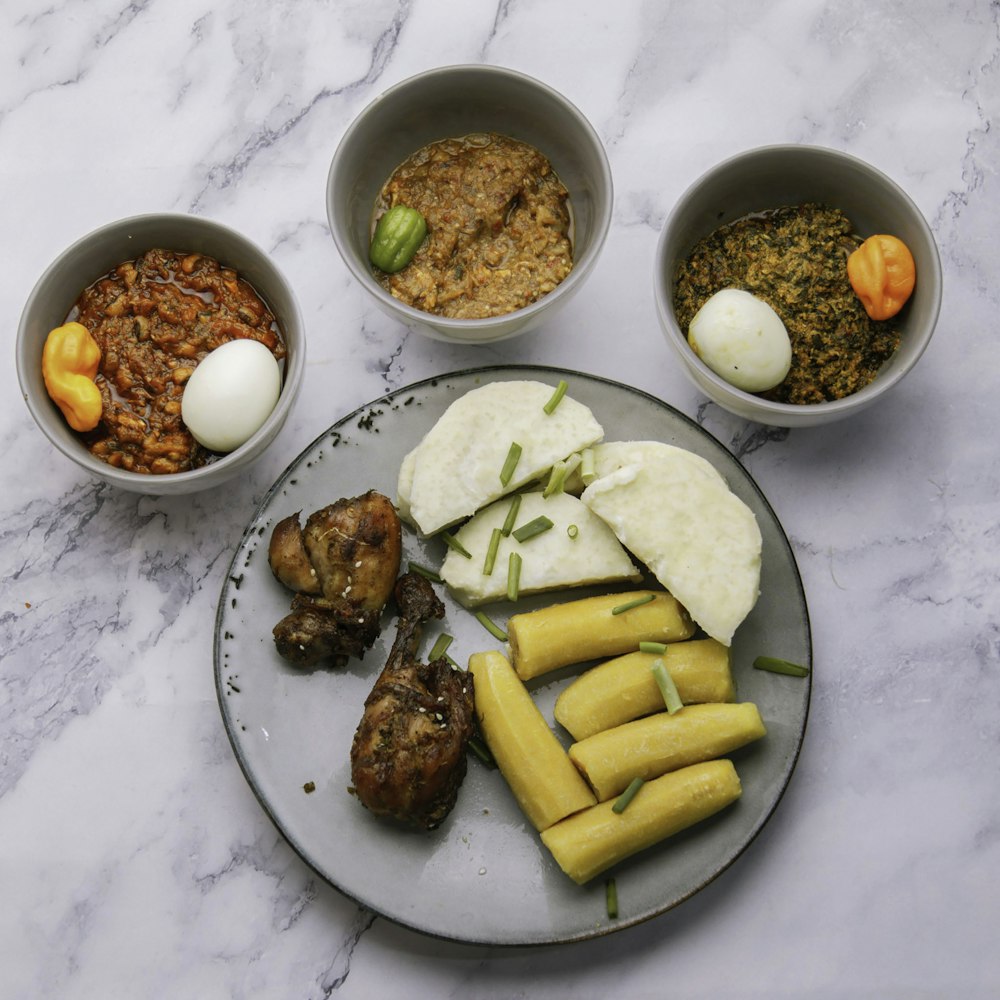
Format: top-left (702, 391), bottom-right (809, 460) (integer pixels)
top-left (350, 573), bottom-right (476, 830)
top-left (269, 491), bottom-right (402, 667)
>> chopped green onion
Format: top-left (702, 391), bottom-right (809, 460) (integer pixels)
top-left (474, 611), bottom-right (508, 642)
top-left (542, 452), bottom-right (582, 498)
top-left (612, 776), bottom-right (645, 814)
top-left (605, 878), bottom-right (619, 920)
top-left (652, 658), bottom-right (683, 714)
top-left (611, 593), bottom-right (655, 615)
top-left (468, 735), bottom-right (497, 769)
top-left (408, 561), bottom-right (442, 583)
top-left (512, 515), bottom-right (554, 543)
top-left (566, 524), bottom-right (579, 539)
top-left (753, 656), bottom-right (810, 677)
top-left (543, 379), bottom-right (569, 415)
top-left (441, 531), bottom-right (472, 559)
top-left (483, 527), bottom-right (503, 576)
top-left (427, 633), bottom-right (454, 662)
top-left (507, 551), bottom-right (522, 602)
top-left (639, 641), bottom-right (667, 655)
top-left (501, 493), bottom-right (522, 537)
top-left (580, 448), bottom-right (597, 486)
top-left (499, 442), bottom-right (522, 486)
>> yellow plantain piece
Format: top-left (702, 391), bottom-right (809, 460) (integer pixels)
top-left (541, 759), bottom-right (743, 884)
top-left (508, 590), bottom-right (694, 681)
top-left (468, 650), bottom-right (597, 831)
top-left (568, 702), bottom-right (766, 801)
top-left (553, 639), bottom-right (735, 741)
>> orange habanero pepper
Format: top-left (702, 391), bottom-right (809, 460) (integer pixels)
top-left (41, 321), bottom-right (103, 432)
top-left (847, 234), bottom-right (916, 321)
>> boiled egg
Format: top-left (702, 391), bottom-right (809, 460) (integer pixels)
top-left (181, 339), bottom-right (281, 453)
top-left (688, 288), bottom-right (792, 392)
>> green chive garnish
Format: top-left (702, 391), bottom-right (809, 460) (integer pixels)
top-left (580, 448), bottom-right (597, 485)
top-left (475, 611), bottom-right (508, 642)
top-left (567, 524), bottom-right (579, 539)
top-left (428, 633), bottom-right (454, 662)
top-left (606, 878), bottom-right (619, 920)
top-left (499, 442), bottom-right (522, 486)
top-left (612, 776), bottom-right (645, 814)
top-left (441, 531), bottom-right (472, 559)
top-left (542, 453), bottom-right (581, 498)
top-left (408, 561), bottom-right (442, 583)
top-left (468, 735), bottom-right (497, 768)
top-left (501, 493), bottom-right (522, 537)
top-left (753, 656), bottom-right (810, 677)
top-left (512, 515), bottom-right (554, 543)
top-left (543, 379), bottom-right (569, 415)
top-left (639, 641), bottom-right (667, 655)
top-left (483, 527), bottom-right (502, 576)
top-left (507, 551), bottom-right (522, 602)
top-left (652, 658), bottom-right (683, 714)
top-left (611, 593), bottom-right (655, 615)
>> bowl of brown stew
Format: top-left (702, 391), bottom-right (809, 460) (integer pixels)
top-left (16, 213), bottom-right (305, 494)
top-left (654, 145), bottom-right (942, 427)
top-left (327, 64), bottom-right (613, 344)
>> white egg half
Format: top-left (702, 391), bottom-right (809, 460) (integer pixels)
top-left (181, 339), bottom-right (281, 453)
top-left (688, 288), bottom-right (792, 392)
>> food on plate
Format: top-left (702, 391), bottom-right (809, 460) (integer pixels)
top-left (847, 233), bottom-right (916, 321)
top-left (540, 759), bottom-right (743, 884)
top-left (60, 248), bottom-right (285, 474)
top-left (373, 132), bottom-right (573, 318)
top-left (369, 204), bottom-right (428, 273)
top-left (673, 203), bottom-right (899, 403)
top-left (507, 591), bottom-right (694, 681)
top-left (580, 448), bottom-right (761, 646)
top-left (563, 440), bottom-right (725, 494)
top-left (687, 288), bottom-right (792, 392)
top-left (553, 639), bottom-right (735, 742)
top-left (440, 491), bottom-right (640, 607)
top-left (350, 572), bottom-right (476, 830)
top-left (41, 321), bottom-right (102, 432)
top-left (397, 380), bottom-right (603, 536)
top-left (568, 702), bottom-right (766, 801)
top-left (467, 650), bottom-right (596, 831)
top-left (180, 338), bottom-right (281, 452)
top-left (269, 491), bottom-right (401, 667)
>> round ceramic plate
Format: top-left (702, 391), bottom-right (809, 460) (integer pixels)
top-left (214, 365), bottom-right (811, 946)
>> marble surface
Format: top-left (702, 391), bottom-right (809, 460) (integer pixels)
top-left (3, 1), bottom-right (998, 997)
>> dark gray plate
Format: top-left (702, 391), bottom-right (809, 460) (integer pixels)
top-left (214, 365), bottom-right (811, 945)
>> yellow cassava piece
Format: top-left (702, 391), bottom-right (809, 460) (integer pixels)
top-left (508, 590), bottom-right (694, 681)
top-left (568, 702), bottom-right (766, 801)
top-left (540, 759), bottom-right (742, 884)
top-left (553, 639), bottom-right (735, 741)
top-left (468, 650), bottom-right (596, 831)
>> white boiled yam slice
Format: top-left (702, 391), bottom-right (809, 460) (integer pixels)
top-left (441, 492), bottom-right (640, 607)
top-left (564, 440), bottom-right (725, 494)
top-left (581, 452), bottom-right (761, 646)
top-left (399, 381), bottom-right (604, 536)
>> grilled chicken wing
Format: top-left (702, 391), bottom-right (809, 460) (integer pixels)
top-left (350, 572), bottom-right (476, 829)
top-left (269, 491), bottom-right (402, 667)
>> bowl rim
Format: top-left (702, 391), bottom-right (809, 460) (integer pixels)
top-left (654, 143), bottom-right (943, 419)
top-left (326, 62), bottom-right (614, 334)
top-left (15, 211), bottom-right (306, 488)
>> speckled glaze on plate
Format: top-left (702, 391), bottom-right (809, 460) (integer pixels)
top-left (214, 365), bottom-right (811, 946)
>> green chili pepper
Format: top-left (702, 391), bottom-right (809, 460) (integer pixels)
top-left (370, 205), bottom-right (427, 273)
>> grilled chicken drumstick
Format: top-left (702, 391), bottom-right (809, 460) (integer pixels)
top-left (350, 572), bottom-right (476, 829)
top-left (269, 491), bottom-right (402, 667)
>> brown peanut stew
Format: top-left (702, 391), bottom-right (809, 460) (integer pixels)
top-left (69, 249), bottom-right (285, 474)
top-left (374, 133), bottom-right (573, 319)
top-left (673, 204), bottom-right (900, 404)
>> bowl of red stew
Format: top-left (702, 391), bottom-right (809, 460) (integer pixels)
top-left (327, 64), bottom-right (614, 344)
top-left (654, 145), bottom-right (942, 427)
top-left (16, 213), bottom-right (305, 494)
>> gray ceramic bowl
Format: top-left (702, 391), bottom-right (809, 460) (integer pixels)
top-left (16, 213), bottom-right (305, 494)
top-left (654, 145), bottom-right (942, 427)
top-left (327, 64), bottom-right (613, 344)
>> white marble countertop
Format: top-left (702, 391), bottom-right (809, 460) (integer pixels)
top-left (3, 2), bottom-right (998, 997)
